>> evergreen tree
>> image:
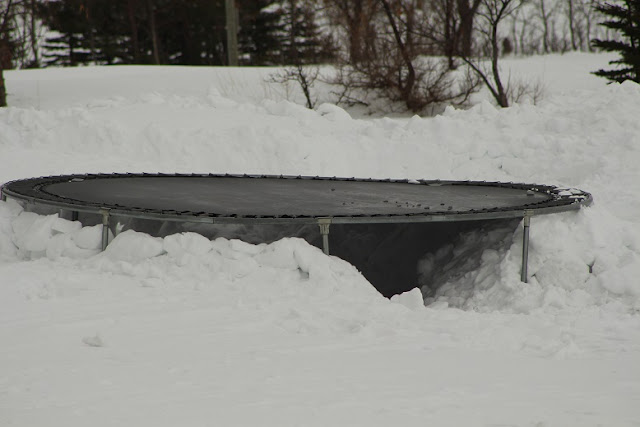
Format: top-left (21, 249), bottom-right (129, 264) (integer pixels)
top-left (36, 0), bottom-right (330, 67)
top-left (1, 0), bottom-right (17, 106)
top-left (156, 0), bottom-right (226, 65)
top-left (592, 0), bottom-right (640, 83)
top-left (238, 0), bottom-right (285, 65)
top-left (39, 0), bottom-right (94, 66)
top-left (278, 0), bottom-right (334, 65)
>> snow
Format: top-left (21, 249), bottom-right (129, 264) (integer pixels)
top-left (1, 53), bottom-right (640, 426)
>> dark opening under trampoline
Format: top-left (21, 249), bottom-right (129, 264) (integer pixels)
top-left (1, 174), bottom-right (592, 297)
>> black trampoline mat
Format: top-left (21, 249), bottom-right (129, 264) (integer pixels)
top-left (2, 174), bottom-right (592, 222)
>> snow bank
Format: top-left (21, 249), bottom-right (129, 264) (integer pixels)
top-left (0, 203), bottom-right (102, 261)
top-left (0, 203), bottom-right (407, 335)
top-left (422, 208), bottom-right (640, 313)
top-left (1, 55), bottom-right (640, 316)
top-left (2, 55), bottom-right (640, 426)
top-left (0, 199), bottom-right (21, 260)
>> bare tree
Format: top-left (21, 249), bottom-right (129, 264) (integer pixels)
top-left (504, 0), bottom-right (599, 54)
top-left (456, 0), bottom-right (483, 56)
top-left (1, 0), bottom-right (15, 107)
top-left (322, 0), bottom-right (379, 63)
top-left (567, 0), bottom-right (575, 49)
top-left (330, 0), bottom-right (479, 114)
top-left (420, 0), bottom-right (482, 68)
top-left (7, 0), bottom-right (40, 68)
top-left (268, 64), bottom-right (319, 109)
top-left (568, 0), bottom-right (597, 51)
top-left (379, 0), bottom-right (418, 104)
top-left (536, 0), bottom-right (566, 52)
top-left (462, 0), bottom-right (522, 107)
top-left (579, 0), bottom-right (599, 51)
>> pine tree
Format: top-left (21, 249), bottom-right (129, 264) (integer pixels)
top-left (35, 0), bottom-right (331, 67)
top-left (39, 0), bottom-right (95, 66)
top-left (592, 0), bottom-right (640, 83)
top-left (278, 0), bottom-right (334, 65)
top-left (238, 0), bottom-right (285, 65)
top-left (1, 0), bottom-right (17, 106)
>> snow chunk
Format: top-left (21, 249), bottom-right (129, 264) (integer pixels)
top-left (0, 200), bottom-right (20, 258)
top-left (316, 103), bottom-right (351, 121)
top-left (0, 230), bottom-right (17, 258)
top-left (104, 230), bottom-right (164, 262)
top-left (211, 238), bottom-right (263, 259)
top-left (164, 232), bottom-right (212, 258)
top-left (0, 198), bottom-right (23, 217)
top-left (391, 288), bottom-right (425, 310)
top-left (72, 224), bottom-right (104, 250)
top-left (47, 232), bottom-right (99, 260)
top-left (472, 99), bottom-right (499, 116)
top-left (263, 99), bottom-right (315, 120)
top-left (51, 217), bottom-right (82, 235)
top-left (46, 233), bottom-right (75, 260)
top-left (12, 212), bottom-right (58, 253)
top-left (253, 238), bottom-right (302, 270)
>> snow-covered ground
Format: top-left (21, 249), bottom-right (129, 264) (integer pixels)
top-left (1, 53), bottom-right (640, 426)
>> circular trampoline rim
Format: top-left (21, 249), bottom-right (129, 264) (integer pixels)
top-left (1, 173), bottom-right (593, 225)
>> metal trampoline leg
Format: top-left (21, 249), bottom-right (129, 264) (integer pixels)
top-left (101, 210), bottom-right (110, 251)
top-left (71, 210), bottom-right (79, 222)
top-left (318, 218), bottom-right (332, 255)
top-left (521, 213), bottom-right (531, 283)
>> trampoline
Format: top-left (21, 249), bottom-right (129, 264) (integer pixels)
top-left (1, 173), bottom-right (592, 285)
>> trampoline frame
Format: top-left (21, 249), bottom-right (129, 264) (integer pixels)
top-left (1, 173), bottom-right (593, 284)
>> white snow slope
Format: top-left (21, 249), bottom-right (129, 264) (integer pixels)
top-left (1, 53), bottom-right (640, 426)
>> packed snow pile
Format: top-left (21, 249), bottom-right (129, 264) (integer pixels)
top-left (2, 57), bottom-right (640, 314)
top-left (1, 54), bottom-right (640, 426)
top-left (1, 199), bottom-right (413, 335)
top-left (421, 208), bottom-right (640, 313)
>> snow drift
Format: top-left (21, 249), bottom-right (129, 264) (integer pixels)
top-left (2, 60), bottom-right (639, 313)
top-left (1, 54), bottom-right (640, 426)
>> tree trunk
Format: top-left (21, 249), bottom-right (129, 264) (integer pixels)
top-left (585, 4), bottom-right (593, 52)
top-left (539, 0), bottom-right (550, 53)
top-left (288, 0), bottom-right (299, 64)
top-left (491, 18), bottom-right (508, 107)
top-left (146, 0), bottom-right (160, 64)
top-left (69, 34), bottom-right (75, 66)
top-left (348, 0), bottom-right (368, 63)
top-left (29, 0), bottom-right (39, 67)
top-left (127, 0), bottom-right (140, 63)
top-left (567, 0), bottom-right (577, 50)
top-left (457, 0), bottom-right (481, 57)
top-left (0, 68), bottom-right (6, 107)
top-left (379, 0), bottom-right (416, 107)
top-left (443, 0), bottom-right (457, 68)
top-left (225, 0), bottom-right (238, 66)
top-left (348, 12), bottom-right (363, 63)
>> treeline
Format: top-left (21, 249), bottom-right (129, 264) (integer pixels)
top-left (2, 0), bottom-right (610, 70)
top-left (1, 0), bottom-right (636, 110)
top-left (37, 0), bottom-right (333, 66)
